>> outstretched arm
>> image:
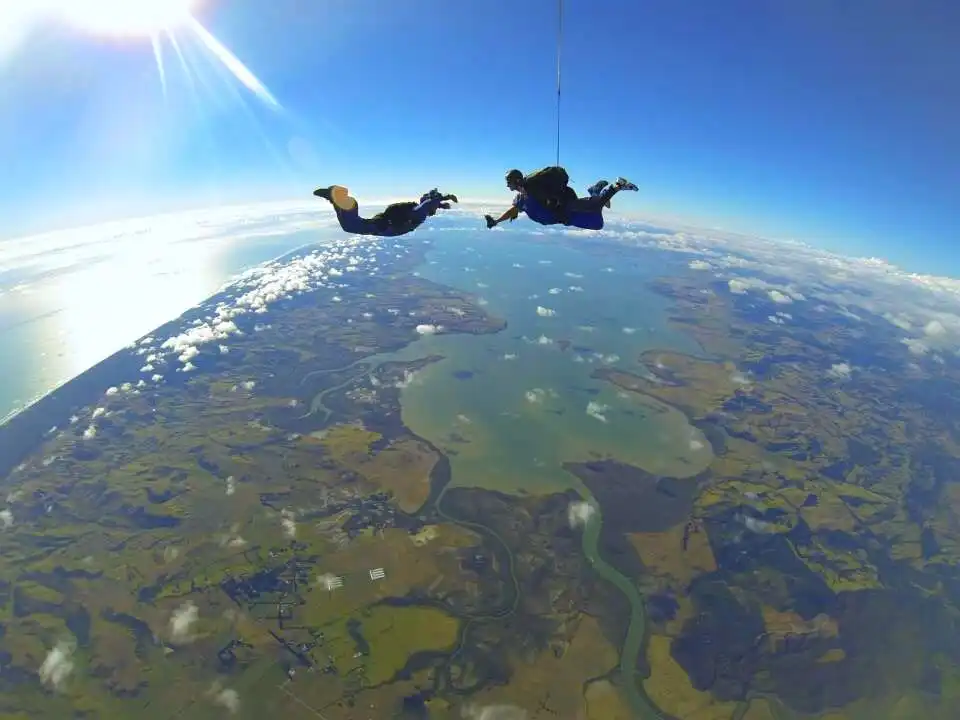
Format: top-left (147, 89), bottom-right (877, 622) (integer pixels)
top-left (485, 206), bottom-right (519, 229)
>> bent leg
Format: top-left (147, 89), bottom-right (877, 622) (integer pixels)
top-left (566, 209), bottom-right (605, 230)
top-left (316, 185), bottom-right (382, 235)
top-left (333, 205), bottom-right (380, 235)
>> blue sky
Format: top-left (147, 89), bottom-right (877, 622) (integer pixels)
top-left (0, 0), bottom-right (958, 273)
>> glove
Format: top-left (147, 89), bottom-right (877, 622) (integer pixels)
top-left (444, 194), bottom-right (459, 203)
top-left (439, 202), bottom-right (451, 210)
top-left (484, 215), bottom-right (497, 229)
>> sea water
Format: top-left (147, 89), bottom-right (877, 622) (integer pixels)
top-left (0, 230), bottom-right (324, 422)
top-left (387, 229), bottom-right (714, 493)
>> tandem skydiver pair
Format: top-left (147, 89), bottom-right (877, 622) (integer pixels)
top-left (312, 167), bottom-right (638, 238)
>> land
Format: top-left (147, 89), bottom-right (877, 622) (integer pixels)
top-left (0, 240), bottom-right (640, 719)
top-left (580, 267), bottom-right (960, 719)
top-left (6, 231), bottom-right (960, 719)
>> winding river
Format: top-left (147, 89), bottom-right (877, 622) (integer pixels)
top-left (579, 499), bottom-right (663, 719)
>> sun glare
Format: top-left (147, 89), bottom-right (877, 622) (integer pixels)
top-left (50, 0), bottom-right (198, 37)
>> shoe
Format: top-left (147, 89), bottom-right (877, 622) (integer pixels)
top-left (615, 177), bottom-right (639, 191)
top-left (329, 185), bottom-right (357, 211)
top-left (587, 180), bottom-right (609, 197)
top-left (313, 187), bottom-right (331, 200)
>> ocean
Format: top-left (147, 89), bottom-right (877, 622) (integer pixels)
top-left (0, 229), bottom-right (324, 422)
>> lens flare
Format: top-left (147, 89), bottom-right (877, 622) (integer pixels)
top-left (48, 0), bottom-right (198, 37)
top-left (0, 0), bottom-right (280, 111)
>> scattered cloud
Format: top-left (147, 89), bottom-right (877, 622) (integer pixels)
top-left (416, 324), bottom-right (442, 335)
top-left (902, 338), bottom-right (929, 355)
top-left (169, 602), bottom-right (199, 644)
top-left (586, 401), bottom-right (609, 423)
top-left (39, 641), bottom-right (75, 691)
top-left (281, 510), bottom-right (297, 538)
top-left (925, 320), bottom-right (946, 337)
top-left (0, 509), bottom-right (12, 528)
top-left (622, 327), bottom-right (637, 334)
top-left (536, 305), bottom-right (556, 317)
top-left (553, 214), bottom-right (960, 359)
top-left (738, 514), bottom-right (772, 533)
top-left (208, 683), bottom-right (241, 714)
top-left (225, 476), bottom-right (236, 496)
top-left (502, 353), bottom-right (518, 360)
top-left (728, 279), bottom-right (750, 295)
top-left (567, 501), bottom-right (597, 529)
top-left (827, 362), bottom-right (852, 379)
top-left (462, 704), bottom-right (528, 720)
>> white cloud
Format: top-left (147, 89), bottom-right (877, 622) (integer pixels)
top-left (728, 279), bottom-right (750, 295)
top-left (622, 327), bottom-right (637, 334)
top-left (395, 370), bottom-right (420, 389)
top-left (548, 287), bottom-right (562, 295)
top-left (416, 324), bottom-right (442, 335)
top-left (925, 320), bottom-right (947, 337)
top-left (536, 306), bottom-right (556, 317)
top-left (39, 641), bottom-right (75, 691)
top-left (568, 285), bottom-right (584, 292)
top-left (462, 704), bottom-right (528, 720)
top-left (558, 215), bottom-right (960, 355)
top-left (281, 510), bottom-right (297, 539)
top-left (536, 335), bottom-right (553, 345)
top-left (0, 509), bottom-right (12, 528)
top-left (525, 389), bottom-right (546, 404)
top-left (501, 353), bottom-right (518, 361)
top-left (689, 259), bottom-right (711, 270)
top-left (83, 425), bottom-right (97, 440)
top-left (827, 362), bottom-right (852, 379)
top-left (91, 407), bottom-right (106, 419)
top-left (105, 386), bottom-right (119, 396)
top-left (885, 313), bottom-right (912, 331)
top-left (225, 476), bottom-right (236, 496)
top-left (586, 401), bottom-right (609, 423)
top-left (902, 338), bottom-right (930, 355)
top-left (567, 501), bottom-right (597, 529)
top-left (170, 602), bottom-right (199, 643)
top-left (564, 271), bottom-right (583, 279)
top-left (209, 683), bottom-right (241, 714)
top-left (689, 439), bottom-right (704, 451)
top-left (738, 514), bottom-right (772, 533)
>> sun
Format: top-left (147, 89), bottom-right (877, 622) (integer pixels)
top-left (47, 0), bottom-right (200, 37)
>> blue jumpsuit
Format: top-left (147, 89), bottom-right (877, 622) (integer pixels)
top-left (334, 195), bottom-right (445, 237)
top-left (513, 192), bottom-right (605, 231)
